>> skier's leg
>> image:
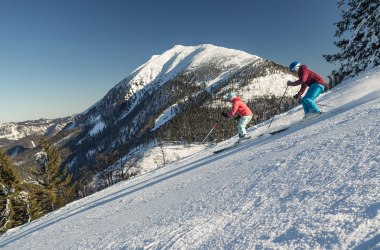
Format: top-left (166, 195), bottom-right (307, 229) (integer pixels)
top-left (301, 98), bottom-right (310, 115)
top-left (237, 116), bottom-right (252, 136)
top-left (303, 83), bottom-right (324, 113)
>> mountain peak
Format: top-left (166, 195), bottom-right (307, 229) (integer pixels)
top-left (127, 44), bottom-right (261, 93)
top-left (75, 44), bottom-right (289, 132)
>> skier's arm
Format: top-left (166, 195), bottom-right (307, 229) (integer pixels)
top-left (296, 83), bottom-right (308, 97)
top-left (299, 67), bottom-right (309, 83)
top-left (227, 102), bottom-right (239, 117)
top-left (287, 80), bottom-right (301, 86)
top-left (295, 68), bottom-right (309, 97)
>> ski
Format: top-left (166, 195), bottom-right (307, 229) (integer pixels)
top-left (213, 127), bottom-right (290, 154)
top-left (268, 127), bottom-right (289, 134)
top-left (213, 144), bottom-right (239, 154)
top-left (301, 112), bottom-right (323, 122)
top-left (213, 137), bottom-right (252, 154)
top-left (213, 107), bottom-right (344, 154)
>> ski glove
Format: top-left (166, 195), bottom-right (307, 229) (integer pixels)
top-left (221, 112), bottom-right (228, 118)
top-left (287, 80), bottom-right (293, 86)
top-left (293, 94), bottom-right (300, 99)
top-left (234, 115), bottom-right (241, 120)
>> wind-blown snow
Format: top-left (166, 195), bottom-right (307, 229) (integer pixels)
top-left (1, 67), bottom-right (379, 249)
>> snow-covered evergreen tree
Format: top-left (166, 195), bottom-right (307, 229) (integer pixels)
top-left (0, 147), bottom-right (29, 233)
top-left (324, 0), bottom-right (380, 83)
top-left (35, 150), bottom-right (48, 174)
top-left (30, 138), bottom-right (74, 217)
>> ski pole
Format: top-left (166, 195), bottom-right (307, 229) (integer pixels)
top-left (268, 85), bottom-right (289, 129)
top-left (202, 122), bottom-right (218, 144)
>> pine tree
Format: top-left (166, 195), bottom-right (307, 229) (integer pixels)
top-left (0, 147), bottom-right (29, 233)
top-left (30, 138), bottom-right (74, 219)
top-left (324, 0), bottom-right (380, 83)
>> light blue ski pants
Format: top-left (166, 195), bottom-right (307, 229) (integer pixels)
top-left (301, 83), bottom-right (325, 114)
top-left (237, 116), bottom-right (252, 137)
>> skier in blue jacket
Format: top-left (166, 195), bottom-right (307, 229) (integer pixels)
top-left (287, 62), bottom-right (328, 118)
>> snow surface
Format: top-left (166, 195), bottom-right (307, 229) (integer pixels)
top-left (1, 67), bottom-right (379, 249)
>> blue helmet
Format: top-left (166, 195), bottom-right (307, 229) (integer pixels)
top-left (225, 92), bottom-right (237, 101)
top-left (289, 61), bottom-right (301, 72)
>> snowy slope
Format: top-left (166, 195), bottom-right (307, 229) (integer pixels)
top-left (1, 67), bottom-right (379, 249)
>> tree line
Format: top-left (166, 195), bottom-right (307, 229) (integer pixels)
top-left (0, 139), bottom-right (74, 233)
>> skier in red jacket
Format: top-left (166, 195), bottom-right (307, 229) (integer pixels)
top-left (287, 62), bottom-right (328, 118)
top-left (221, 92), bottom-right (253, 143)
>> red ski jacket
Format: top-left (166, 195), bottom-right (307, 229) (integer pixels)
top-left (289, 65), bottom-right (328, 96)
top-left (227, 97), bottom-right (253, 117)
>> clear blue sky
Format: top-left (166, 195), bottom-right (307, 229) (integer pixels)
top-left (0, 0), bottom-right (340, 123)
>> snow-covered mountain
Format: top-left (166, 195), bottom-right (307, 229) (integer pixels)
top-left (2, 44), bottom-right (299, 191)
top-left (0, 117), bottom-right (72, 155)
top-left (75, 44), bottom-right (295, 129)
top-left (55, 44), bottom-right (297, 175)
top-left (0, 118), bottom-right (71, 141)
top-left (1, 66), bottom-right (378, 249)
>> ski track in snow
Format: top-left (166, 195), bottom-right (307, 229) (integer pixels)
top-left (0, 68), bottom-right (380, 249)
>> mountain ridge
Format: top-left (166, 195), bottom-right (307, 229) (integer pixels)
top-left (5, 44), bottom-right (298, 188)
top-left (74, 44), bottom-right (264, 127)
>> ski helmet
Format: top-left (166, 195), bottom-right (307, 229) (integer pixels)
top-left (289, 61), bottom-right (301, 72)
top-left (225, 92), bottom-right (237, 101)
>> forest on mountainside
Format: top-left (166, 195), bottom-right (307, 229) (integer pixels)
top-left (152, 95), bottom-right (299, 144)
